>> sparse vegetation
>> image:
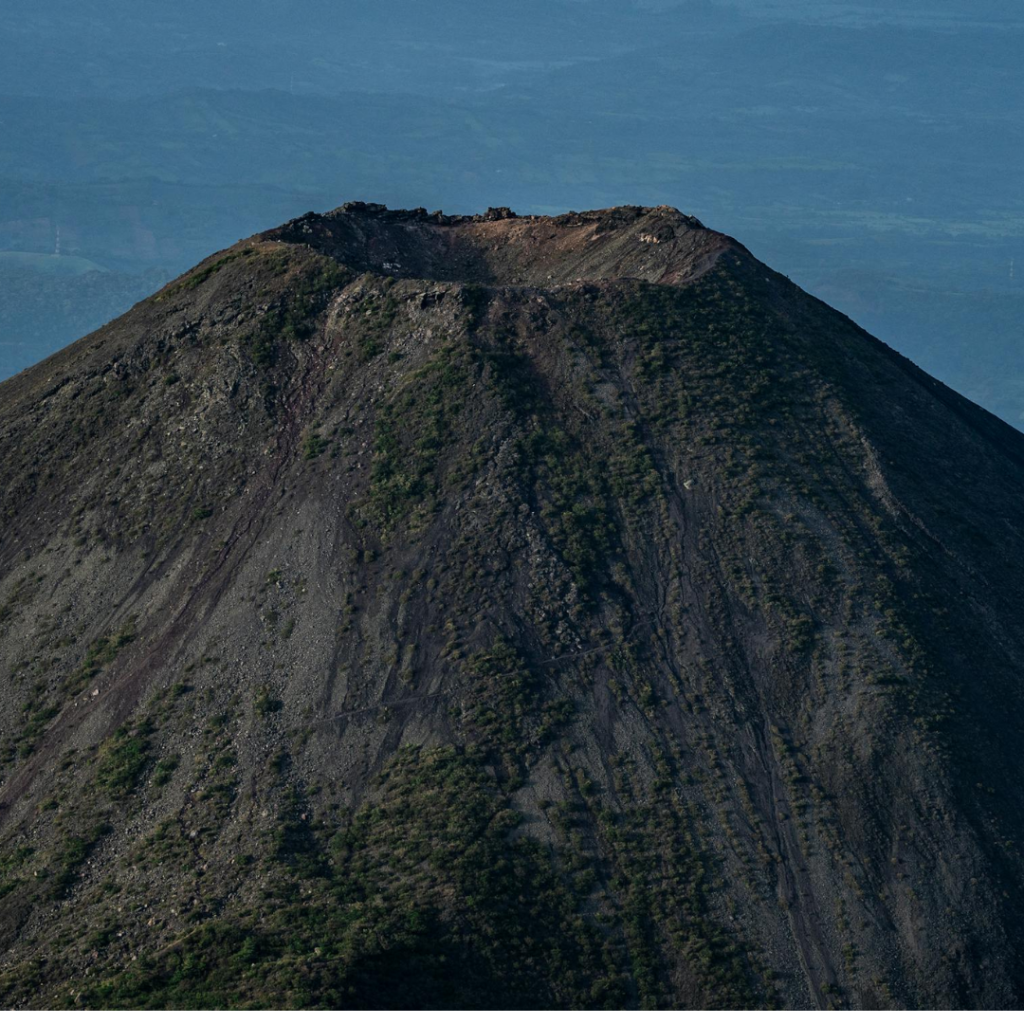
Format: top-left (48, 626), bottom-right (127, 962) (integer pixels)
top-left (96, 719), bottom-right (153, 796)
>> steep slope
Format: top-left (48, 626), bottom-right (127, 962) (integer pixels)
top-left (0, 204), bottom-right (1023, 1010)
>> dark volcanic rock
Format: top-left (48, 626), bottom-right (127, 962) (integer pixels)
top-left (0, 204), bottom-right (1023, 1009)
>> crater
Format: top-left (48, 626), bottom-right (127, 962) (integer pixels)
top-left (263, 202), bottom-right (741, 288)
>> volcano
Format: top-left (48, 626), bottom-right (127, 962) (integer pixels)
top-left (1, 203), bottom-right (1023, 1009)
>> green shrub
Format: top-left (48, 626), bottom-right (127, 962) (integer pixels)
top-left (97, 720), bottom-right (152, 796)
top-left (302, 434), bottom-right (329, 460)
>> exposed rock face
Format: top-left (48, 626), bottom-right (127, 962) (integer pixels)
top-left (1, 203), bottom-right (1023, 1009)
top-left (266, 203), bottom-right (724, 287)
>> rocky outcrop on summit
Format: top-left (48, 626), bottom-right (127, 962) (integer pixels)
top-left (266, 202), bottom-right (733, 287)
top-left (1, 204), bottom-right (1023, 1010)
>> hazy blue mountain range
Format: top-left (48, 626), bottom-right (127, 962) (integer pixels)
top-left (1, 0), bottom-right (1021, 424)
